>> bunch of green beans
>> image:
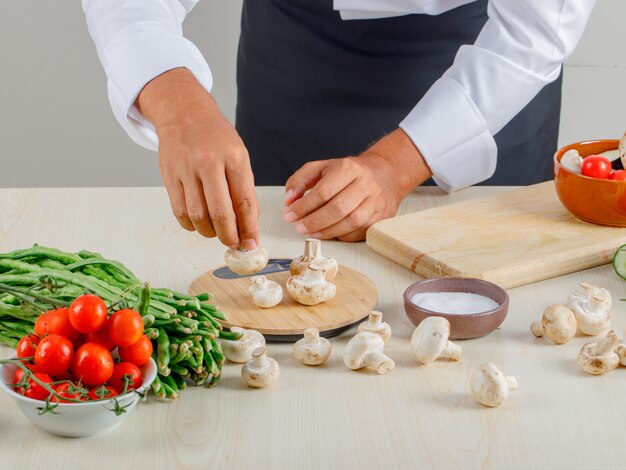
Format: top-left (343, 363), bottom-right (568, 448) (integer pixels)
top-left (0, 245), bottom-right (238, 398)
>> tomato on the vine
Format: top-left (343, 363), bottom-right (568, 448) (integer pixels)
top-left (72, 343), bottom-right (114, 386)
top-left (16, 335), bottom-right (40, 359)
top-left (608, 170), bottom-right (626, 181)
top-left (12, 363), bottom-right (37, 386)
top-left (68, 294), bottom-right (107, 334)
top-left (107, 309), bottom-right (144, 347)
top-left (118, 335), bottom-right (153, 366)
top-left (34, 313), bottom-right (49, 337)
top-left (52, 383), bottom-right (87, 403)
top-left (34, 334), bottom-right (74, 377)
top-left (87, 385), bottom-right (118, 401)
top-left (581, 155), bottom-right (612, 179)
top-left (108, 362), bottom-right (143, 393)
top-left (16, 372), bottom-right (53, 401)
top-left (47, 307), bottom-right (81, 342)
top-left (85, 319), bottom-right (116, 351)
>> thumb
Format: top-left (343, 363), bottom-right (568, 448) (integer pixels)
top-left (284, 160), bottom-right (327, 207)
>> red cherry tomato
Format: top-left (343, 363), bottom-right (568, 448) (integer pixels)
top-left (581, 155), bottom-right (612, 179)
top-left (34, 334), bottom-right (74, 376)
top-left (16, 334), bottom-right (40, 359)
top-left (609, 170), bottom-right (626, 181)
top-left (12, 363), bottom-right (37, 387)
top-left (108, 362), bottom-right (143, 393)
top-left (72, 343), bottom-right (114, 386)
top-left (68, 294), bottom-right (108, 334)
top-left (87, 385), bottom-right (119, 401)
top-left (47, 307), bottom-right (81, 342)
top-left (16, 372), bottom-right (53, 401)
top-left (118, 335), bottom-right (153, 366)
top-left (107, 309), bottom-right (144, 347)
top-left (85, 319), bottom-right (116, 351)
top-left (51, 382), bottom-right (86, 403)
top-left (34, 313), bottom-right (49, 337)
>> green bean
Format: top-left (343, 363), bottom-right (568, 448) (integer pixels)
top-left (177, 316), bottom-right (199, 332)
top-left (0, 245), bottom-right (81, 264)
top-left (160, 373), bottom-right (179, 392)
top-left (185, 355), bottom-right (198, 371)
top-left (156, 328), bottom-right (171, 376)
top-left (172, 373), bottom-right (187, 391)
top-left (169, 343), bottom-right (190, 364)
top-left (170, 364), bottom-right (189, 377)
top-left (192, 340), bottom-right (204, 373)
top-left (151, 375), bottom-right (166, 399)
top-left (161, 382), bottom-right (179, 399)
top-left (145, 327), bottom-right (159, 340)
top-left (135, 282), bottom-right (151, 317)
top-left (218, 329), bottom-right (242, 341)
top-left (142, 314), bottom-right (155, 329)
top-left (210, 338), bottom-right (225, 364)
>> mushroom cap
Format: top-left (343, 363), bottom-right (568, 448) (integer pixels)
top-left (541, 304), bottom-right (577, 344)
top-left (577, 331), bottom-right (620, 375)
top-left (569, 294), bottom-right (611, 336)
top-left (293, 328), bottom-right (332, 366)
top-left (249, 276), bottom-right (283, 308)
top-left (241, 347), bottom-right (280, 388)
top-left (410, 316), bottom-right (451, 364)
top-left (220, 327), bottom-right (266, 363)
top-left (470, 362), bottom-right (513, 407)
top-left (343, 332), bottom-right (385, 370)
top-left (286, 265), bottom-right (336, 306)
top-left (224, 246), bottom-right (269, 275)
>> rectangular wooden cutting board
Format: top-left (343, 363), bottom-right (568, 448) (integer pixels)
top-left (366, 182), bottom-right (626, 289)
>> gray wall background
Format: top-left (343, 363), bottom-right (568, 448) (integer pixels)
top-left (0, 1), bottom-right (624, 188)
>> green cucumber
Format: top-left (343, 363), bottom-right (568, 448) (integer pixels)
top-left (613, 244), bottom-right (626, 280)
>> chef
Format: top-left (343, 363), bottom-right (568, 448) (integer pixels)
top-left (83, 0), bottom-right (595, 249)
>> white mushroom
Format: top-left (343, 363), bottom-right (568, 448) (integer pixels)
top-left (530, 304), bottom-right (577, 344)
top-left (343, 332), bottom-right (394, 374)
top-left (248, 276), bottom-right (283, 308)
top-left (410, 316), bottom-right (461, 364)
top-left (224, 246), bottom-right (269, 275)
top-left (616, 341), bottom-right (626, 367)
top-left (293, 328), bottom-right (332, 366)
top-left (241, 347), bottom-right (279, 388)
top-left (470, 362), bottom-right (517, 408)
top-left (357, 311), bottom-right (392, 344)
top-left (568, 294), bottom-right (611, 336)
top-left (290, 238), bottom-right (338, 281)
top-left (286, 264), bottom-right (336, 306)
top-left (577, 330), bottom-right (620, 375)
top-left (220, 326), bottom-right (265, 363)
top-left (560, 149), bottom-right (583, 174)
top-left (567, 282), bottom-right (612, 311)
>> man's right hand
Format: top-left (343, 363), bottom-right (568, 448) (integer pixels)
top-left (136, 68), bottom-right (259, 250)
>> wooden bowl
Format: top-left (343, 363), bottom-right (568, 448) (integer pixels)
top-left (554, 139), bottom-right (626, 226)
top-left (403, 278), bottom-right (508, 340)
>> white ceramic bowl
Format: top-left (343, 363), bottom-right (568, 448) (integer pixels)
top-left (0, 356), bottom-right (157, 437)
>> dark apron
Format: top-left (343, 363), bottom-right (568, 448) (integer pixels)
top-left (236, 0), bottom-right (562, 186)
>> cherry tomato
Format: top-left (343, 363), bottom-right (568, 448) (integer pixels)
top-left (85, 319), bottom-right (116, 351)
top-left (34, 313), bottom-right (49, 337)
top-left (609, 170), bottom-right (626, 181)
top-left (51, 382), bottom-right (86, 403)
top-left (12, 363), bottom-right (37, 387)
top-left (108, 362), bottom-right (143, 393)
top-left (34, 334), bottom-right (74, 376)
top-left (107, 309), bottom-right (143, 347)
top-left (17, 372), bottom-right (53, 401)
top-left (72, 343), bottom-right (114, 386)
top-left (581, 155), bottom-right (612, 179)
top-left (47, 307), bottom-right (81, 342)
top-left (118, 335), bottom-right (153, 366)
top-left (16, 334), bottom-right (40, 359)
top-left (87, 385), bottom-right (118, 401)
top-left (68, 294), bottom-right (107, 334)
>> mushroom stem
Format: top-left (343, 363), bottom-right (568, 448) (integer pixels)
top-left (530, 321), bottom-right (543, 338)
top-left (362, 350), bottom-right (395, 375)
top-left (367, 311), bottom-right (383, 326)
top-left (303, 238), bottom-right (322, 259)
top-left (303, 327), bottom-right (319, 343)
top-left (597, 330), bottom-right (619, 354)
top-left (251, 347), bottom-right (269, 368)
top-left (507, 376), bottom-right (518, 390)
top-left (441, 341), bottom-right (462, 361)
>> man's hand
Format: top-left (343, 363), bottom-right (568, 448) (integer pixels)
top-left (137, 68), bottom-right (259, 250)
top-left (283, 129), bottom-right (431, 242)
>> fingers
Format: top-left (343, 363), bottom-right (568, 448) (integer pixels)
top-left (226, 161), bottom-right (259, 250)
top-left (163, 178), bottom-right (195, 231)
top-left (201, 172), bottom-right (240, 248)
top-left (182, 176), bottom-right (217, 238)
top-left (284, 160), bottom-right (326, 207)
top-left (306, 197), bottom-right (377, 241)
top-left (284, 160), bottom-right (355, 223)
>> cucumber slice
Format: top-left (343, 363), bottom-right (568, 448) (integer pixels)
top-left (613, 244), bottom-right (626, 279)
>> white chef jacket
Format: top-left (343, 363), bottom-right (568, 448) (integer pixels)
top-left (82, 0), bottom-right (596, 192)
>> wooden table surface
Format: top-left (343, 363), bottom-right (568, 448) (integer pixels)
top-left (1, 186), bottom-right (625, 470)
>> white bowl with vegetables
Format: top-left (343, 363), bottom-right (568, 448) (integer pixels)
top-left (0, 356), bottom-right (156, 438)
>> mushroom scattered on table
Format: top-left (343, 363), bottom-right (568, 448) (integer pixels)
top-left (290, 238), bottom-right (338, 281)
top-left (410, 316), bottom-right (461, 364)
top-left (357, 311), bottom-right (392, 344)
top-left (343, 332), bottom-right (394, 374)
top-left (220, 326), bottom-right (266, 363)
top-left (249, 275), bottom-right (283, 308)
top-left (224, 246), bottom-right (269, 275)
top-left (568, 293), bottom-right (611, 336)
top-left (567, 282), bottom-right (612, 311)
top-left (286, 264), bottom-right (336, 306)
top-left (577, 330), bottom-right (620, 375)
top-left (293, 328), bottom-right (332, 366)
top-left (241, 347), bottom-right (280, 388)
top-left (470, 362), bottom-right (517, 408)
top-left (531, 304), bottom-right (577, 344)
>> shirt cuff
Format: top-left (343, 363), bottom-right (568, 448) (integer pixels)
top-left (399, 77), bottom-right (497, 193)
top-left (103, 22), bottom-right (213, 150)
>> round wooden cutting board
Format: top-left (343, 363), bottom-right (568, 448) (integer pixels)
top-left (189, 265), bottom-right (377, 341)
